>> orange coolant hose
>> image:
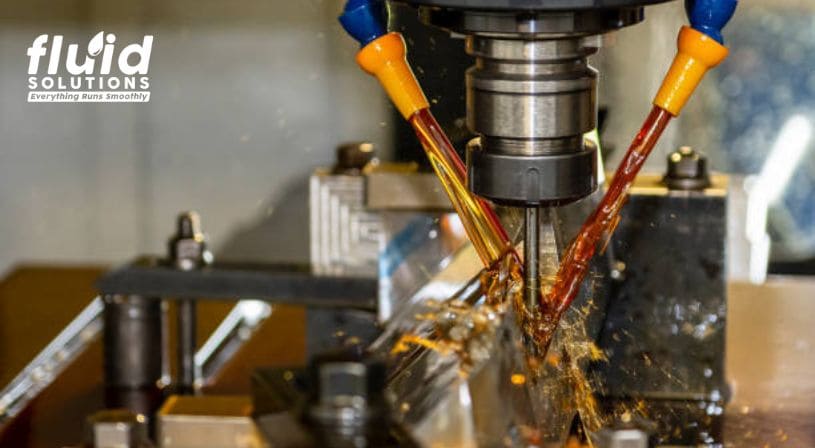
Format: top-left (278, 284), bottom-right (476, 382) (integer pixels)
top-left (356, 32), bottom-right (515, 267)
top-left (540, 26), bottom-right (730, 341)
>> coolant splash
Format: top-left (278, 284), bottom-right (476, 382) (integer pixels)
top-left (382, 251), bottom-right (610, 445)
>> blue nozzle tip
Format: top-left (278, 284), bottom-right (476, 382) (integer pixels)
top-left (685, 0), bottom-right (738, 44)
top-left (339, 0), bottom-right (387, 47)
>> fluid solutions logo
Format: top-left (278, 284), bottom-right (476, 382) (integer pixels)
top-left (26, 31), bottom-right (153, 103)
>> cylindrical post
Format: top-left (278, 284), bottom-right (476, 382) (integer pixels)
top-left (103, 294), bottom-right (164, 418)
top-left (176, 300), bottom-right (196, 394)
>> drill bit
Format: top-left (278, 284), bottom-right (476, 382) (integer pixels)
top-left (547, 208), bottom-right (564, 258)
top-left (524, 206), bottom-right (540, 311)
top-left (525, 207), bottom-right (566, 312)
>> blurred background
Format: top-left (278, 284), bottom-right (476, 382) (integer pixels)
top-left (0, 0), bottom-right (391, 272)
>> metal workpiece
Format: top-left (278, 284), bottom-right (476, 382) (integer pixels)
top-left (84, 409), bottom-right (152, 448)
top-left (103, 294), bottom-right (164, 419)
top-left (663, 146), bottom-right (712, 191)
top-left (310, 169), bottom-right (383, 277)
top-left (168, 212), bottom-right (212, 396)
top-left (464, 34), bottom-right (600, 205)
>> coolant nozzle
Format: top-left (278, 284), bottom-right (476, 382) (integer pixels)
top-left (339, 0), bottom-right (387, 47)
top-left (685, 0), bottom-right (738, 44)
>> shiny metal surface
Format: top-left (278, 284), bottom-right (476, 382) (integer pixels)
top-left (309, 169), bottom-right (383, 277)
top-left (466, 37), bottom-right (596, 146)
top-left (195, 301), bottom-right (272, 387)
top-left (309, 166), bottom-right (466, 354)
top-left (375, 250), bottom-right (604, 446)
top-left (465, 35), bottom-right (598, 205)
top-left (369, 201), bottom-right (601, 446)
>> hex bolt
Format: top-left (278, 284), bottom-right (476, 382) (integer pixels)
top-left (168, 211), bottom-right (211, 272)
top-left (306, 352), bottom-right (387, 426)
top-left (663, 146), bottom-right (711, 191)
top-left (333, 142), bottom-right (376, 175)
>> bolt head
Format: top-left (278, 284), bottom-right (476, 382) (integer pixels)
top-left (317, 362), bottom-right (369, 409)
top-left (168, 212), bottom-right (212, 270)
top-left (664, 146), bottom-right (711, 190)
top-left (334, 142), bottom-right (376, 174)
top-left (307, 352), bottom-right (387, 424)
